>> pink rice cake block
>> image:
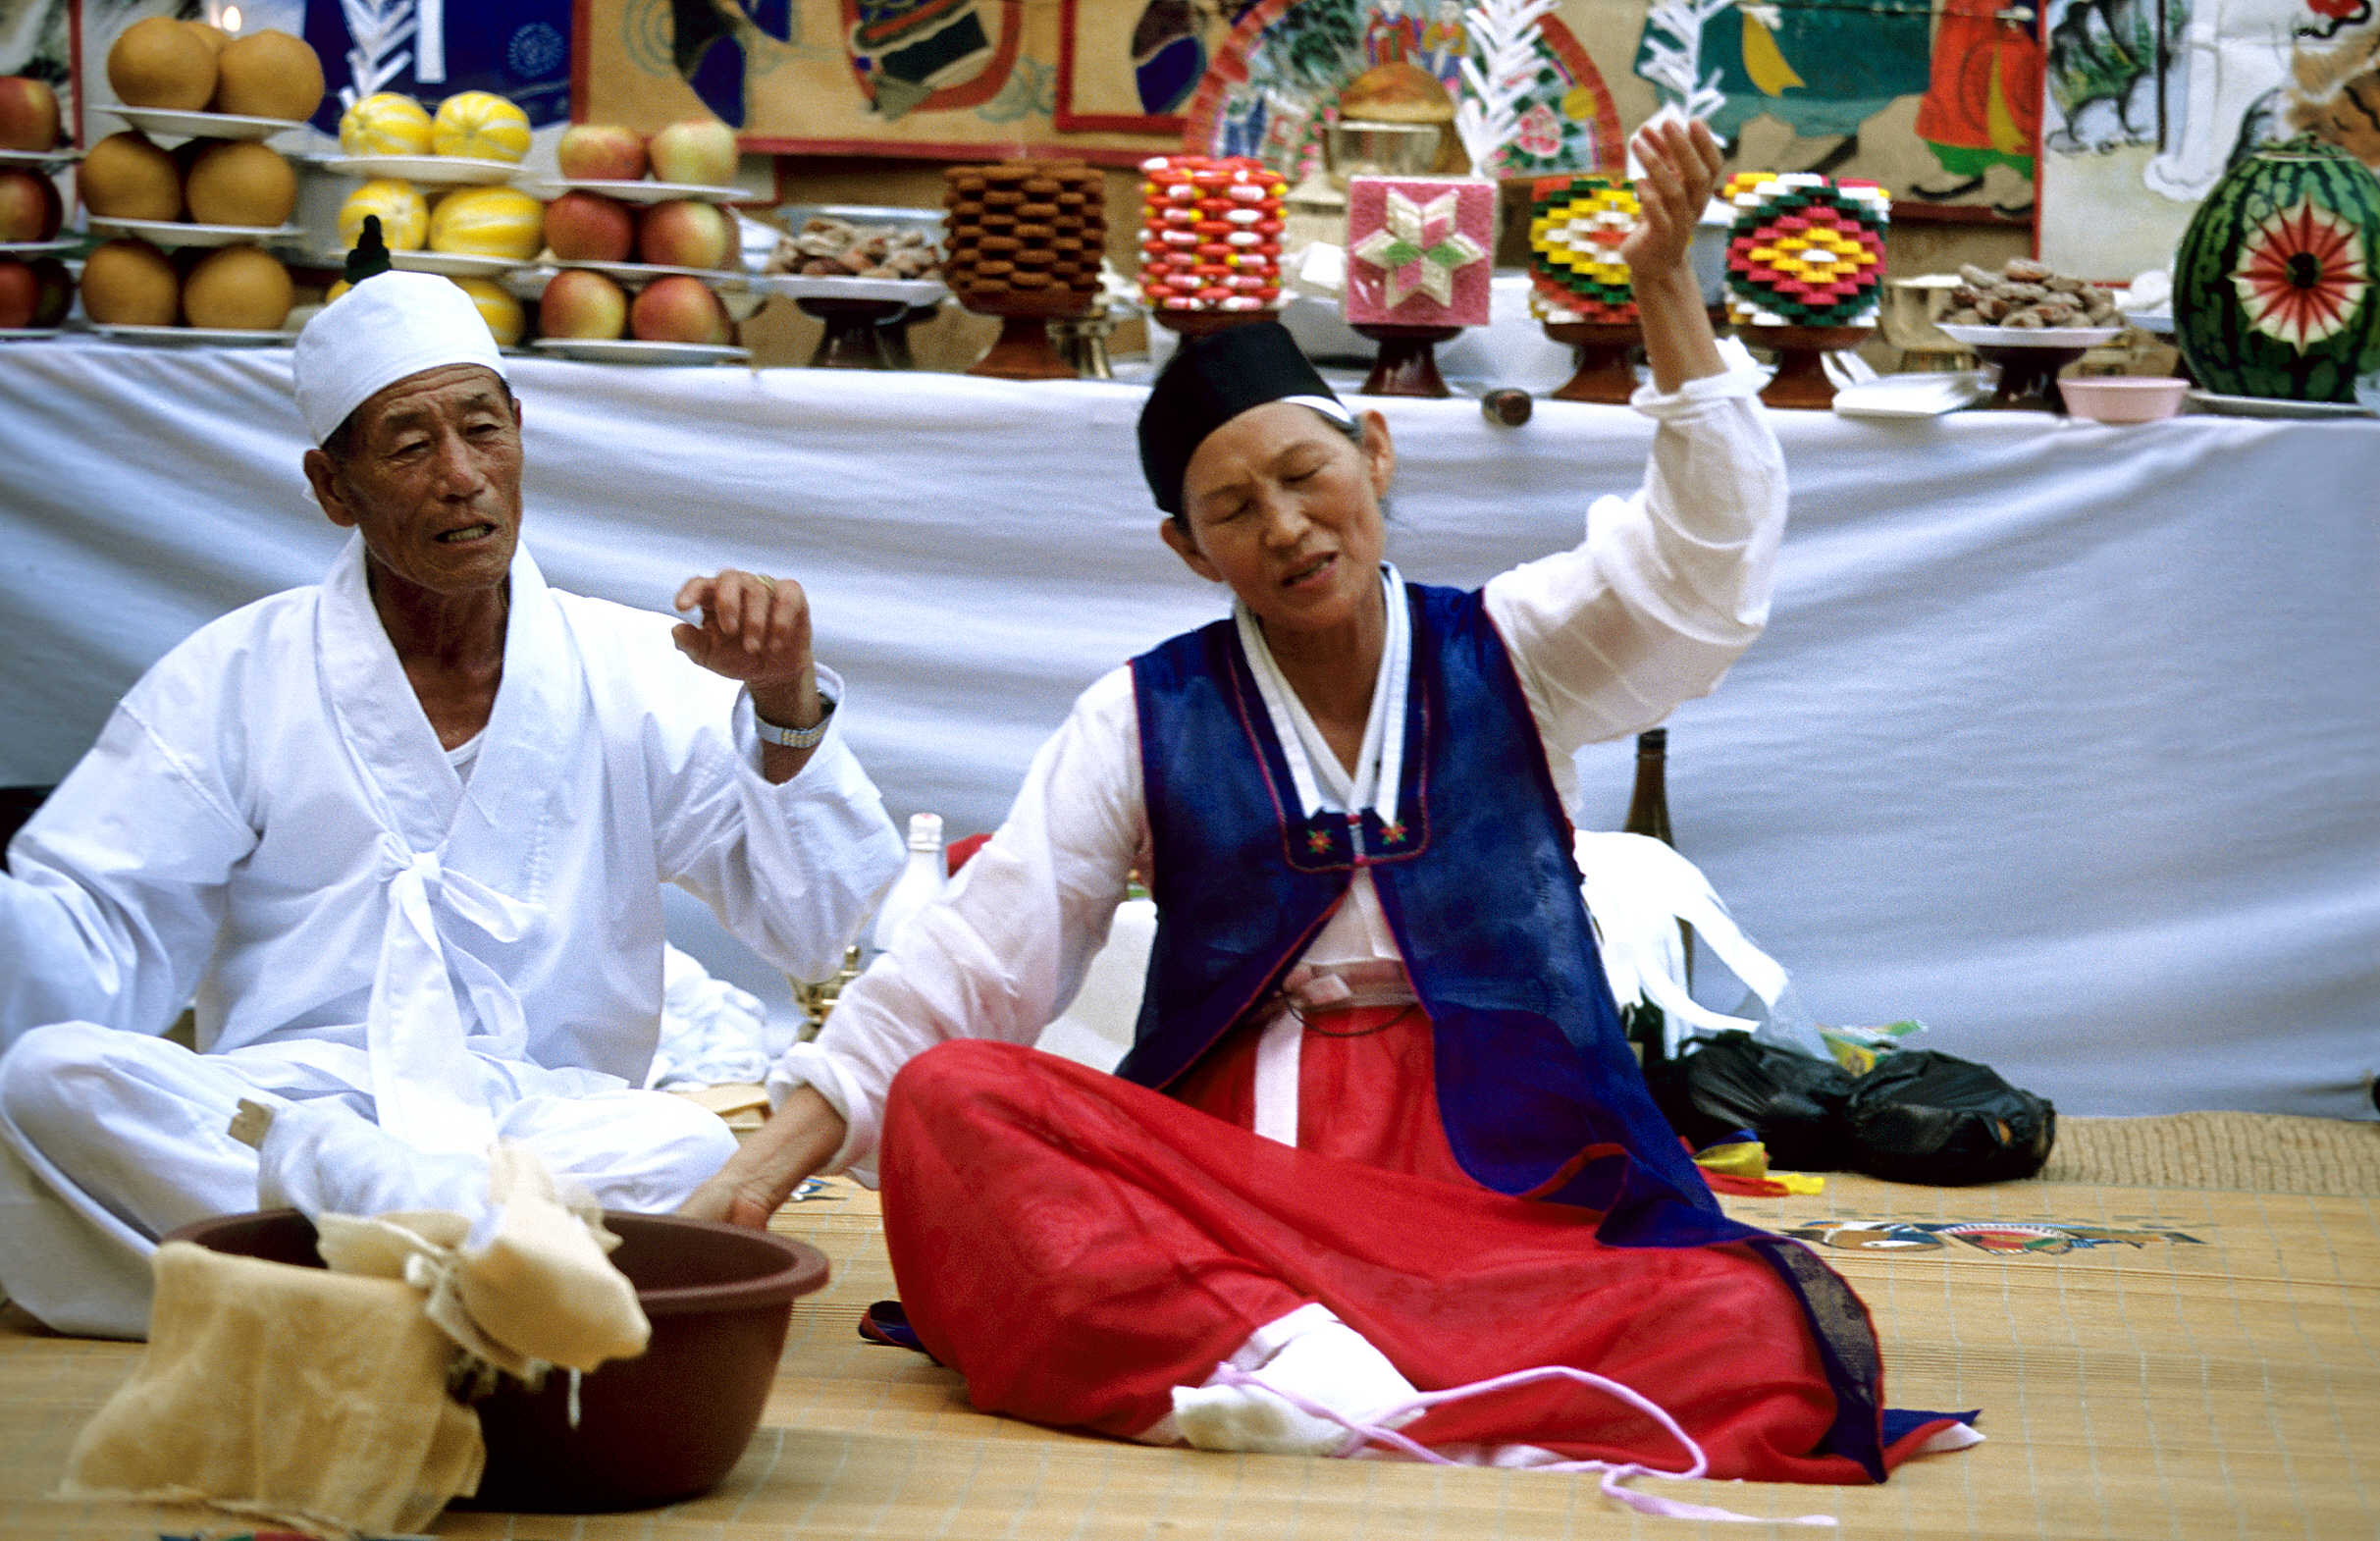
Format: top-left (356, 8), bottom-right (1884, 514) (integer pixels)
top-left (1342, 175), bottom-right (1497, 328)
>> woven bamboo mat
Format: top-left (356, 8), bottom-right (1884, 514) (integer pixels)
top-left (6, 1112), bottom-right (2374, 1540)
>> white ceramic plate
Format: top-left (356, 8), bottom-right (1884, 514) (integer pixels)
top-left (97, 106), bottom-right (305, 140)
top-left (529, 179), bottom-right (748, 205)
top-left (2121, 310), bottom-right (2173, 335)
top-left (91, 323), bottom-right (291, 346)
top-left (1937, 323), bottom-right (2124, 350)
top-left (2185, 389), bottom-right (2374, 419)
top-left (548, 259), bottom-right (751, 289)
top-left (0, 239), bottom-right (75, 256)
top-left (1829, 372), bottom-right (1991, 419)
top-left (316, 154), bottom-right (526, 186)
top-left (0, 146), bottom-right (78, 167)
top-left (390, 249), bottom-right (524, 277)
top-left (0, 327), bottom-right (65, 340)
top-left (528, 337), bottom-right (749, 365)
top-left (87, 217), bottom-right (303, 247)
top-left (756, 273), bottom-right (946, 305)
top-left (777, 203), bottom-right (944, 240)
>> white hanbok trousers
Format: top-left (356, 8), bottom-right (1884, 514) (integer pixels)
top-left (0, 1022), bottom-right (735, 1339)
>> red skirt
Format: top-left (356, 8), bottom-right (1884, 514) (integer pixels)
top-left (877, 1015), bottom-right (1939, 1483)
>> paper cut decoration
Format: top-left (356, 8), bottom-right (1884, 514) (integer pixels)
top-left (1722, 171), bottom-right (1890, 328)
top-left (1343, 174), bottom-right (1495, 325)
top-left (1529, 175), bottom-right (1639, 323)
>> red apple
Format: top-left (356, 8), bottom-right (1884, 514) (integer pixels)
top-left (538, 266), bottom-right (627, 340)
top-left (646, 117), bottom-right (737, 187)
top-left (556, 122), bottom-right (647, 182)
top-left (544, 189), bottom-right (635, 262)
top-left (0, 254), bottom-right (69, 327)
top-left (636, 198), bottom-right (731, 269)
top-left (0, 77), bottom-right (61, 153)
top-left (0, 258), bottom-right (36, 327)
top-left (0, 168), bottom-right (62, 242)
top-left (630, 274), bottom-right (729, 344)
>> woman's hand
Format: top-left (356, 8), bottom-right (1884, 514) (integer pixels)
top-left (1622, 115), bottom-right (1729, 393)
top-left (678, 1085), bottom-right (850, 1228)
top-left (1620, 116), bottom-right (1725, 282)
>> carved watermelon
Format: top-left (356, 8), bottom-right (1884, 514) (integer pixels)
top-left (2175, 134), bottom-right (2380, 403)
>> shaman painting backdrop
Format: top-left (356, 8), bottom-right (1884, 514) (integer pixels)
top-left (2036, 0), bottom-right (2380, 278)
top-left (573, 0), bottom-right (2056, 207)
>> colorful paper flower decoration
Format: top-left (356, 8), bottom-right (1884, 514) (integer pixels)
top-left (1528, 175), bottom-right (1640, 324)
top-left (2230, 197), bottom-right (2370, 350)
top-left (1343, 175), bottom-right (1497, 327)
top-left (1723, 172), bottom-right (1890, 329)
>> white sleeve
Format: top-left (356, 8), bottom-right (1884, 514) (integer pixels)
top-left (1484, 367), bottom-right (1788, 757)
top-left (655, 664), bottom-right (906, 984)
top-left (767, 666), bottom-right (1145, 1174)
top-left (0, 694), bottom-right (253, 1046)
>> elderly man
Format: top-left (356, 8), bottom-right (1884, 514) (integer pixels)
top-left (0, 272), bottom-right (903, 1339)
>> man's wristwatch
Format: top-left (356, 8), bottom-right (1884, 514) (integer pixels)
top-left (756, 697), bottom-right (834, 750)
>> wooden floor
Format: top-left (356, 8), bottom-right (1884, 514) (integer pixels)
top-left (5, 1112), bottom-right (2375, 1540)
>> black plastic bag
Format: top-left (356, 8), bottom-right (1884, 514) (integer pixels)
top-left (1843, 1048), bottom-right (2055, 1186)
top-left (1646, 1031), bottom-right (1857, 1172)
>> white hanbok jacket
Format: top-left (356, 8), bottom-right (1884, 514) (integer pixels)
top-left (1, 535), bottom-right (902, 1147)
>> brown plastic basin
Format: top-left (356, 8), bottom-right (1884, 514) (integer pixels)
top-left (163, 1207), bottom-right (828, 1513)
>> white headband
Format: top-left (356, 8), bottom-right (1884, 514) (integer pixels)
top-left (292, 271), bottom-right (509, 447)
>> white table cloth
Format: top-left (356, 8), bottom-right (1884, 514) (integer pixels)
top-left (2, 339), bottom-right (2373, 1119)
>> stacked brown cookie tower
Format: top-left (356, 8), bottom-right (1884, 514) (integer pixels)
top-left (939, 160), bottom-right (1105, 310)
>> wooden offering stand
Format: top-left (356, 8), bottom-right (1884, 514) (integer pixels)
top-left (1352, 322), bottom-right (1461, 399)
top-left (1543, 320), bottom-right (1642, 404)
top-left (796, 295), bottom-right (910, 369)
top-left (1737, 324), bottom-right (1873, 409)
top-left (876, 303), bottom-right (940, 371)
top-left (963, 288), bottom-right (1097, 381)
top-left (1965, 337), bottom-right (2100, 413)
top-left (1152, 308), bottom-right (1280, 339)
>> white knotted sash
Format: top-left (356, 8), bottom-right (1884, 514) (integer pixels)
top-left (1250, 959), bottom-right (1418, 1147)
top-left (367, 834), bottom-right (542, 1154)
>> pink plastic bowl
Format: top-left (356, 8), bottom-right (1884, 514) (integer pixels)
top-left (164, 1207), bottom-right (828, 1513)
top-left (2059, 376), bottom-right (2189, 423)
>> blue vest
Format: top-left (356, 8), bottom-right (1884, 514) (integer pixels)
top-left (1126, 582), bottom-right (1889, 1475)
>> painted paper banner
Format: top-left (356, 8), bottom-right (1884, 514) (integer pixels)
top-left (575, 0), bottom-right (1181, 162)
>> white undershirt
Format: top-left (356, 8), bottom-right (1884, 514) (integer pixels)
top-left (445, 728), bottom-right (484, 783)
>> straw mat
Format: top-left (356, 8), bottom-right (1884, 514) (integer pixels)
top-left (5, 1111), bottom-right (2373, 1540)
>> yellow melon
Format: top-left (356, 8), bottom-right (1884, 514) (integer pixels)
top-left (212, 29), bottom-right (324, 122)
top-left (107, 16), bottom-right (215, 111)
top-left (450, 276), bottom-right (525, 346)
top-left (430, 91), bottom-right (530, 163)
top-left (338, 179), bottom-right (430, 252)
top-left (182, 244), bottom-right (292, 330)
top-left (80, 238), bottom-right (179, 325)
top-left (427, 185), bottom-right (544, 259)
top-left (339, 92), bottom-right (434, 157)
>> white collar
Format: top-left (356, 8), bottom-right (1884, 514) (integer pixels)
top-left (1232, 562), bottom-right (1409, 823)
